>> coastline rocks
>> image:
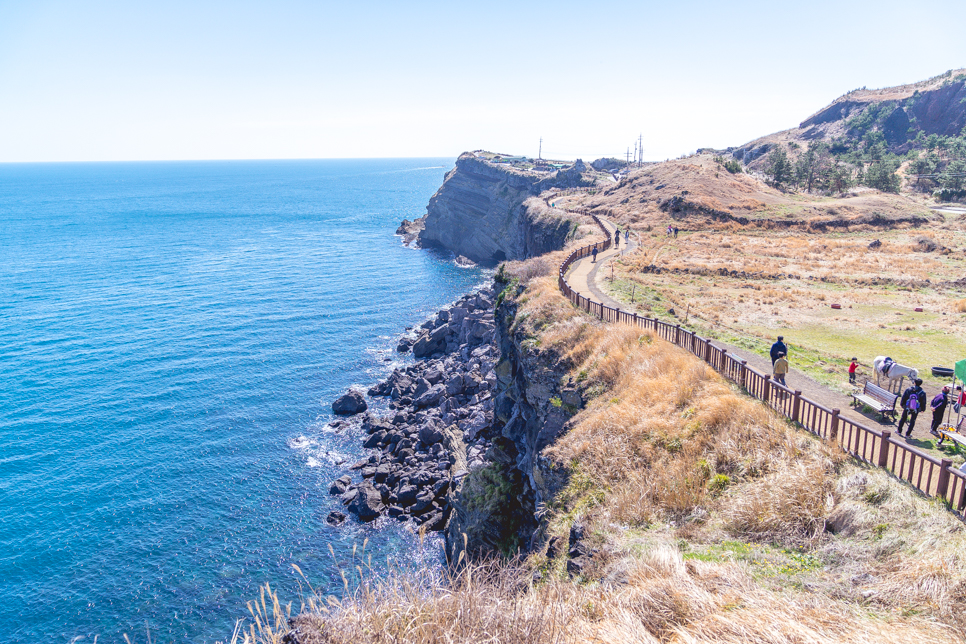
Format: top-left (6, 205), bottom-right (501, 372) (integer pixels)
top-left (332, 389), bottom-right (368, 415)
top-left (396, 218), bottom-right (425, 246)
top-left (347, 481), bottom-right (385, 522)
top-left (326, 510), bottom-right (347, 526)
top-left (333, 286), bottom-right (501, 531)
top-left (328, 475), bottom-right (351, 495)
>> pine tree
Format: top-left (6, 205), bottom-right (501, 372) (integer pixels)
top-left (766, 145), bottom-right (793, 187)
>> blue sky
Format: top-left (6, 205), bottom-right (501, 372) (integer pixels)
top-left (1, 0), bottom-right (963, 162)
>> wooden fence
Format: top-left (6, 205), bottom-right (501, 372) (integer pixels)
top-left (557, 213), bottom-right (966, 516)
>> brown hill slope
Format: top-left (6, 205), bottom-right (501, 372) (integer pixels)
top-left (555, 154), bottom-right (934, 231)
top-left (732, 68), bottom-right (966, 168)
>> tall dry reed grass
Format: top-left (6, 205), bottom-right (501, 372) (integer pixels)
top-left (260, 264), bottom-right (966, 644)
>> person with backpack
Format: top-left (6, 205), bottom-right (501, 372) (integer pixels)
top-left (930, 386), bottom-right (950, 435)
top-left (614, 229), bottom-right (620, 248)
top-left (591, 246), bottom-right (598, 263)
top-left (897, 378), bottom-right (927, 437)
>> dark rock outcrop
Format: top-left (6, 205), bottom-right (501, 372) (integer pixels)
top-left (328, 286), bottom-right (501, 534)
top-left (332, 389), bottom-right (367, 415)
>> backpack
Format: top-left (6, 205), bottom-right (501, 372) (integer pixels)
top-left (906, 390), bottom-right (920, 412)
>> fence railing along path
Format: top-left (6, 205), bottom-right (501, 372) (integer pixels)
top-left (556, 212), bottom-right (966, 517)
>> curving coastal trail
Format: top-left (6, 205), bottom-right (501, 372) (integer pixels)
top-left (556, 212), bottom-right (966, 516)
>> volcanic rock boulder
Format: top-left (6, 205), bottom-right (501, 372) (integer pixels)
top-left (347, 481), bottom-right (385, 522)
top-left (332, 389), bottom-right (368, 415)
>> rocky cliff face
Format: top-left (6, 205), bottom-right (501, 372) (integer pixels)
top-left (415, 153), bottom-right (592, 265)
top-left (445, 277), bottom-right (578, 563)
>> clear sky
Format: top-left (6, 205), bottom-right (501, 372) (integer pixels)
top-left (1, 0), bottom-right (963, 163)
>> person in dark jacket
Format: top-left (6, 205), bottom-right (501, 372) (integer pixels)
top-left (897, 378), bottom-right (927, 437)
top-left (930, 386), bottom-right (950, 435)
top-left (770, 336), bottom-right (787, 365)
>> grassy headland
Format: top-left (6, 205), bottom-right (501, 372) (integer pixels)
top-left (238, 254), bottom-right (966, 644)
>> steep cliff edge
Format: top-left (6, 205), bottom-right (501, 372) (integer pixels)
top-left (445, 271), bottom-right (577, 563)
top-left (413, 153), bottom-right (595, 264)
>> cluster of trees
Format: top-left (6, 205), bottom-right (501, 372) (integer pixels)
top-left (764, 127), bottom-right (966, 196)
top-left (907, 132), bottom-right (966, 194)
top-left (764, 143), bottom-right (860, 194)
top-left (712, 156), bottom-right (743, 174)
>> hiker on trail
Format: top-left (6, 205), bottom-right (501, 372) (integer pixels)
top-left (848, 358), bottom-right (858, 384)
top-left (614, 229), bottom-right (620, 248)
top-left (592, 246), bottom-right (598, 263)
top-left (667, 225), bottom-right (673, 237)
top-left (897, 378), bottom-right (927, 437)
top-left (674, 227), bottom-right (679, 238)
top-left (770, 336), bottom-right (787, 366)
top-left (624, 229), bottom-right (629, 244)
top-left (773, 352), bottom-right (789, 386)
top-left (930, 386), bottom-right (950, 435)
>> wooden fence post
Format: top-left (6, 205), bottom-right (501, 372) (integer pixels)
top-left (830, 409), bottom-right (840, 441)
top-left (739, 361), bottom-right (747, 389)
top-left (720, 348), bottom-right (727, 375)
top-left (675, 324), bottom-right (680, 345)
top-left (792, 390), bottom-right (802, 423)
top-left (877, 431), bottom-right (891, 468)
top-left (704, 340), bottom-right (712, 363)
top-left (937, 458), bottom-right (953, 502)
top-left (762, 375), bottom-right (771, 402)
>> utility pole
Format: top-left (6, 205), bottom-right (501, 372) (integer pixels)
top-left (626, 147), bottom-right (631, 165)
top-left (638, 134), bottom-right (643, 167)
top-left (539, 137), bottom-right (542, 160)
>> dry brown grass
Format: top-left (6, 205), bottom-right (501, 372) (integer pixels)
top-left (238, 543), bottom-right (962, 644)
top-left (514, 271), bottom-right (837, 538)
top-left (267, 267), bottom-right (966, 644)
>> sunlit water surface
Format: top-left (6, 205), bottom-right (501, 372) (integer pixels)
top-left (0, 159), bottom-right (486, 642)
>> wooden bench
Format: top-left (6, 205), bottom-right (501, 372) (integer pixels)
top-left (937, 425), bottom-right (966, 450)
top-left (851, 381), bottom-right (899, 420)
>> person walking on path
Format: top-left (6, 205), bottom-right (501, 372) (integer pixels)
top-left (897, 378), bottom-right (927, 437)
top-left (592, 246), bottom-right (598, 263)
top-left (773, 352), bottom-right (789, 386)
top-left (930, 386), bottom-right (950, 435)
top-left (673, 227), bottom-right (679, 238)
top-left (614, 229), bottom-right (620, 248)
top-left (848, 358), bottom-right (858, 385)
top-left (624, 229), bottom-right (629, 244)
top-left (770, 336), bottom-right (787, 366)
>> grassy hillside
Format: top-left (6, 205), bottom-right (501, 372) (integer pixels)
top-left (241, 257), bottom-right (966, 644)
top-left (730, 68), bottom-right (966, 200)
top-left (546, 148), bottom-right (966, 400)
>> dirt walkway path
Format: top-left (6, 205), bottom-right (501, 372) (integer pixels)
top-left (566, 218), bottom-right (941, 447)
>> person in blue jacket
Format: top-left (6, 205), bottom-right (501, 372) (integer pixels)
top-left (898, 379), bottom-right (927, 438)
top-left (770, 336), bottom-right (787, 366)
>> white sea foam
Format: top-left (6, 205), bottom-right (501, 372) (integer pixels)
top-left (287, 435), bottom-right (316, 450)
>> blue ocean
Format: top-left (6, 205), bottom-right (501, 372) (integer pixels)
top-left (0, 159), bottom-right (486, 643)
